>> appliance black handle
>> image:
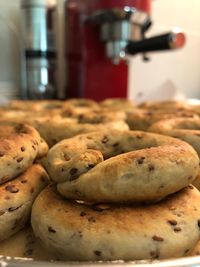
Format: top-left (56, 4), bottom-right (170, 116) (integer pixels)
top-left (126, 31), bottom-right (186, 55)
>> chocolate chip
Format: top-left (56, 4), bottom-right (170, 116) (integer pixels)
top-left (150, 250), bottom-right (160, 259)
top-left (197, 219), bottom-right (200, 228)
top-left (8, 206), bottom-right (20, 212)
top-left (80, 211), bottom-right (86, 217)
top-left (15, 124), bottom-right (28, 134)
top-left (137, 157), bottom-right (145, 165)
top-left (69, 168), bottom-right (79, 181)
top-left (167, 219), bottom-right (177, 226)
top-left (16, 157), bottom-right (23, 163)
top-left (30, 187), bottom-right (34, 194)
top-left (0, 210), bottom-right (5, 216)
top-left (148, 164), bottom-right (155, 171)
top-left (40, 176), bottom-right (47, 182)
top-left (21, 180), bottom-right (27, 184)
top-left (5, 185), bottom-right (19, 193)
top-left (174, 227), bottom-right (182, 232)
top-left (136, 134), bottom-right (143, 139)
top-left (102, 136), bottom-right (109, 144)
top-left (184, 249), bottom-right (190, 255)
top-left (78, 231), bottom-right (83, 238)
top-left (21, 147), bottom-right (25, 152)
top-left (0, 151), bottom-right (5, 157)
top-left (94, 250), bottom-right (102, 256)
top-left (70, 168), bottom-right (78, 176)
top-left (87, 164), bottom-right (95, 170)
top-left (32, 145), bottom-right (36, 151)
top-left (48, 226), bottom-right (56, 233)
top-left (32, 140), bottom-right (38, 146)
top-left (152, 235), bottom-right (164, 242)
top-left (11, 218), bottom-right (21, 230)
top-left (188, 185), bottom-right (194, 189)
top-left (64, 154), bottom-right (70, 161)
top-left (112, 142), bottom-right (119, 147)
top-left (88, 217), bottom-right (96, 222)
top-left (146, 112), bottom-right (153, 116)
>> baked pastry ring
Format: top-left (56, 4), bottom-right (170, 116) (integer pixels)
top-left (0, 122), bottom-right (48, 184)
top-left (100, 98), bottom-right (135, 111)
top-left (46, 130), bottom-right (199, 203)
top-left (138, 100), bottom-right (191, 111)
top-left (7, 100), bottom-right (66, 111)
top-left (0, 115), bottom-right (129, 147)
top-left (31, 185), bottom-right (200, 261)
top-left (0, 164), bottom-right (49, 241)
top-left (148, 117), bottom-right (200, 156)
top-left (29, 117), bottom-right (129, 147)
top-left (126, 108), bottom-right (196, 131)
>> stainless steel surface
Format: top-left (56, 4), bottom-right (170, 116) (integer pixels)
top-left (20, 0), bottom-right (57, 99)
top-left (25, 57), bottom-right (56, 99)
top-left (21, 0), bottom-right (49, 51)
top-left (1, 255), bottom-right (200, 267)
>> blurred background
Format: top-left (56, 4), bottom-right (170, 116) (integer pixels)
top-left (0, 0), bottom-right (200, 103)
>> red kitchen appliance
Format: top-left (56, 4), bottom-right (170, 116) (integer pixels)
top-left (65, 0), bottom-right (185, 101)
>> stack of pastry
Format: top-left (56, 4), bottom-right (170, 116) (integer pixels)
top-left (0, 98), bottom-right (200, 262)
top-left (0, 122), bottom-right (51, 259)
top-left (31, 129), bottom-right (200, 261)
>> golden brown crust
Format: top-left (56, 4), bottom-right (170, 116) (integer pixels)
top-left (0, 112), bottom-right (129, 147)
top-left (138, 100), bottom-right (191, 110)
top-left (148, 117), bottom-right (200, 156)
top-left (0, 122), bottom-right (48, 183)
top-left (46, 130), bottom-right (199, 203)
top-left (30, 118), bottom-right (129, 147)
top-left (8, 100), bottom-right (66, 111)
top-left (126, 108), bottom-right (197, 131)
top-left (100, 98), bottom-right (135, 111)
top-left (31, 185), bottom-right (200, 261)
top-left (0, 164), bottom-right (49, 241)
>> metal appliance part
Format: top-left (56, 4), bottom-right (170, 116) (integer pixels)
top-left (20, 0), bottom-right (57, 99)
top-left (89, 7), bottom-right (185, 63)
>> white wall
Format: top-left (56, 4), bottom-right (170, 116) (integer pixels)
top-left (129, 0), bottom-right (200, 103)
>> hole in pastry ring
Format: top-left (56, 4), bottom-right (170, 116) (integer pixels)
top-left (31, 185), bottom-right (200, 261)
top-left (148, 117), bottom-right (200, 156)
top-left (0, 122), bottom-right (48, 184)
top-left (0, 164), bottom-right (49, 241)
top-left (46, 130), bottom-right (199, 203)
